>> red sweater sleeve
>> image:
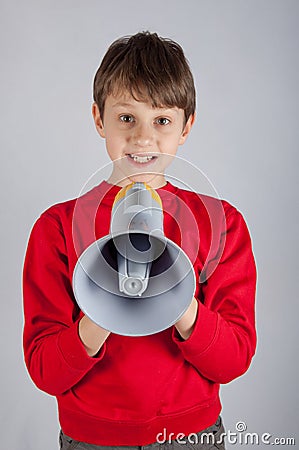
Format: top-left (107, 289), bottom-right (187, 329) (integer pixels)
top-left (172, 207), bottom-right (257, 384)
top-left (23, 213), bottom-right (106, 396)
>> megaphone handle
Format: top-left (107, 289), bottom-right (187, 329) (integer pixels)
top-left (117, 251), bottom-right (151, 297)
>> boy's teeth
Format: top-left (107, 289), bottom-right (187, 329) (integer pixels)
top-left (129, 154), bottom-right (154, 163)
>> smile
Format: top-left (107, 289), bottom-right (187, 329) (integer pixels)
top-left (128, 154), bottom-right (156, 164)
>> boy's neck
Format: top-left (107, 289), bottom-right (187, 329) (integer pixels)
top-left (107, 171), bottom-right (167, 189)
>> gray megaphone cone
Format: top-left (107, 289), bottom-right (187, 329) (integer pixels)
top-left (72, 182), bottom-right (195, 336)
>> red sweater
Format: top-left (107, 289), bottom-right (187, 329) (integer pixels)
top-left (23, 181), bottom-right (256, 446)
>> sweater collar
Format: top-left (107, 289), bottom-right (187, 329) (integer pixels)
top-left (94, 180), bottom-right (178, 205)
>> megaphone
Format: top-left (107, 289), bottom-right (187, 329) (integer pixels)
top-left (72, 182), bottom-right (195, 336)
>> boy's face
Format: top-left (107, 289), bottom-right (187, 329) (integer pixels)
top-left (92, 91), bottom-right (194, 188)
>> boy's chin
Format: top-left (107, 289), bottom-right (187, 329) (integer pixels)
top-left (109, 161), bottom-right (171, 189)
top-left (109, 154), bottom-right (173, 188)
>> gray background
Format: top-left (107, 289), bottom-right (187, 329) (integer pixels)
top-left (1, 0), bottom-right (298, 449)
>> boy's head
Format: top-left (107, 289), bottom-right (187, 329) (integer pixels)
top-left (92, 32), bottom-right (196, 188)
top-left (93, 31), bottom-right (196, 125)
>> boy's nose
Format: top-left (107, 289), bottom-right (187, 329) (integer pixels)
top-left (132, 123), bottom-right (153, 148)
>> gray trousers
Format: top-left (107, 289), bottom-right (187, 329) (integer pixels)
top-left (59, 416), bottom-right (225, 450)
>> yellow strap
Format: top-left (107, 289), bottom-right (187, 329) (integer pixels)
top-left (112, 182), bottom-right (162, 208)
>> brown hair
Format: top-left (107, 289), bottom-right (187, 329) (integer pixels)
top-left (93, 31), bottom-right (196, 124)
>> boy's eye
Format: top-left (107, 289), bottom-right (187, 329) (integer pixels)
top-left (156, 117), bottom-right (170, 126)
top-left (119, 115), bottom-right (134, 123)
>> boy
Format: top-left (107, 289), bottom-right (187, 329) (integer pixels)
top-left (23, 32), bottom-right (256, 449)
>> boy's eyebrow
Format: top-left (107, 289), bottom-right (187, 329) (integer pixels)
top-left (111, 101), bottom-right (134, 108)
top-left (111, 101), bottom-right (180, 114)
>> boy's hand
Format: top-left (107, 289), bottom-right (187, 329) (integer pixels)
top-left (174, 297), bottom-right (198, 340)
top-left (78, 298), bottom-right (198, 352)
top-left (78, 315), bottom-right (110, 357)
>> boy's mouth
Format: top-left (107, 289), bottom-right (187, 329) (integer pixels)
top-left (127, 154), bottom-right (157, 164)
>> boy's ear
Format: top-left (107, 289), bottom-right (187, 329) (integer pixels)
top-left (92, 102), bottom-right (105, 138)
top-left (179, 113), bottom-right (196, 145)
